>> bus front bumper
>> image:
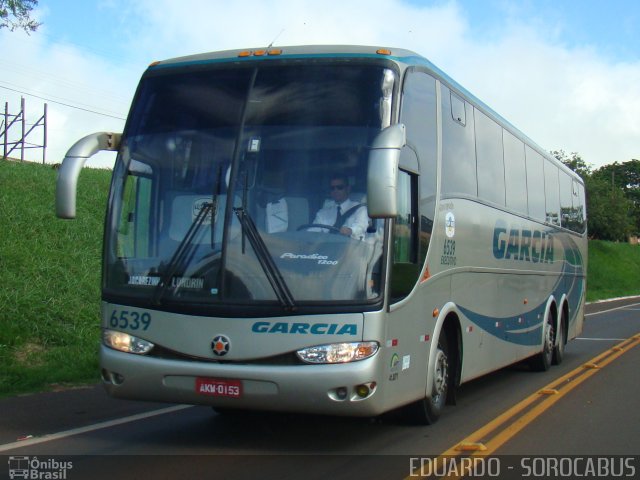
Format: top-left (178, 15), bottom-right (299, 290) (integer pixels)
top-left (100, 345), bottom-right (387, 417)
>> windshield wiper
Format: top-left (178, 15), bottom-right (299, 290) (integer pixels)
top-left (210, 164), bottom-right (224, 249)
top-left (234, 206), bottom-right (296, 311)
top-left (152, 201), bottom-right (213, 305)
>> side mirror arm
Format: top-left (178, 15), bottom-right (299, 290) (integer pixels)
top-left (55, 132), bottom-right (121, 219)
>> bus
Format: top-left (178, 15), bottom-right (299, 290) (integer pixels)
top-left (55, 45), bottom-right (586, 424)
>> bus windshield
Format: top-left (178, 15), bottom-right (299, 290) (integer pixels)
top-left (104, 62), bottom-right (390, 310)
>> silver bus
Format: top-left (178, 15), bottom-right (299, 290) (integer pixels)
top-left (56, 45), bottom-right (587, 424)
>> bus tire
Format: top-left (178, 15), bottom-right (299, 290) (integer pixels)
top-left (552, 312), bottom-right (566, 365)
top-left (403, 329), bottom-right (450, 425)
top-left (530, 315), bottom-right (554, 372)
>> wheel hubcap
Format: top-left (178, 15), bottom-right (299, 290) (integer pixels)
top-left (545, 323), bottom-right (554, 353)
top-left (433, 350), bottom-right (448, 400)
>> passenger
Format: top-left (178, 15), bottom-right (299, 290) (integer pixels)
top-left (311, 174), bottom-right (368, 239)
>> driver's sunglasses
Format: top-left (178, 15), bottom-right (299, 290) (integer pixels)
top-left (330, 184), bottom-right (346, 191)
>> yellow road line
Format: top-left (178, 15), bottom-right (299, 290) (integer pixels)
top-left (406, 332), bottom-right (640, 479)
top-left (481, 335), bottom-right (638, 455)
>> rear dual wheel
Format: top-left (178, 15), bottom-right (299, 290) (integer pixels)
top-left (552, 312), bottom-right (566, 365)
top-left (530, 315), bottom-right (554, 372)
top-left (531, 307), bottom-right (566, 371)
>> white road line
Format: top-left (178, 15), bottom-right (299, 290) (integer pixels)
top-left (576, 337), bottom-right (627, 341)
top-left (587, 295), bottom-right (640, 304)
top-left (585, 302), bottom-right (640, 317)
top-left (0, 404), bottom-right (193, 453)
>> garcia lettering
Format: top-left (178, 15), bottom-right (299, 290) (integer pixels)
top-left (493, 221), bottom-right (554, 264)
top-left (251, 321), bottom-right (357, 335)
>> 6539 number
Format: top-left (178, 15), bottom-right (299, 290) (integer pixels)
top-left (109, 310), bottom-right (151, 331)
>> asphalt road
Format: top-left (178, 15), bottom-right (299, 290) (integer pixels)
top-left (1, 297), bottom-right (639, 480)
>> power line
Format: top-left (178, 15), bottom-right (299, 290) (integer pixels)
top-left (0, 84), bottom-right (126, 120)
top-left (11, 29), bottom-right (146, 74)
top-left (0, 59), bottom-right (132, 106)
top-left (0, 78), bottom-right (128, 113)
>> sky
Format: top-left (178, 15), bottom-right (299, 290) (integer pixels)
top-left (1, 0), bottom-right (639, 170)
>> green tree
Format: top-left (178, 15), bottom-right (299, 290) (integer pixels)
top-left (0, 0), bottom-right (40, 33)
top-left (550, 150), bottom-right (592, 178)
top-left (592, 159), bottom-right (640, 235)
top-left (584, 175), bottom-right (634, 241)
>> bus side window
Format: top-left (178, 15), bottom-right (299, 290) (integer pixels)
top-left (451, 92), bottom-right (466, 126)
top-left (575, 181), bottom-right (587, 234)
top-left (399, 69), bottom-right (437, 266)
top-left (391, 168), bottom-right (420, 302)
top-left (117, 174), bottom-right (152, 258)
top-left (441, 86), bottom-right (477, 198)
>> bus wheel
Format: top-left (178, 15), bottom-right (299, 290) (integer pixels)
top-left (403, 329), bottom-right (450, 425)
top-left (530, 316), bottom-right (554, 371)
top-left (552, 314), bottom-right (566, 365)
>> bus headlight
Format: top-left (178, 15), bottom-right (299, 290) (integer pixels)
top-left (103, 329), bottom-right (154, 355)
top-left (296, 341), bottom-right (379, 364)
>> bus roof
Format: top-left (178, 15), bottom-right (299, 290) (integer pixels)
top-left (148, 45), bottom-right (581, 182)
top-left (149, 45), bottom-right (417, 67)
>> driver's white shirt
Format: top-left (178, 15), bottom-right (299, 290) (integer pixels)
top-left (310, 199), bottom-right (368, 239)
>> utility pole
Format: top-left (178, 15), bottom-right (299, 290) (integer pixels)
top-left (21, 97), bottom-right (26, 161)
top-left (43, 103), bottom-right (47, 164)
top-left (612, 170), bottom-right (615, 197)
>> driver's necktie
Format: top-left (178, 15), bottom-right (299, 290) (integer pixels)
top-left (334, 205), bottom-right (342, 228)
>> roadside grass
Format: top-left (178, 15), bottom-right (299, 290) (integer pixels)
top-left (0, 158), bottom-right (638, 398)
top-left (0, 159), bottom-right (110, 397)
top-left (587, 240), bottom-right (640, 302)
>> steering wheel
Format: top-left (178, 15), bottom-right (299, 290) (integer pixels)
top-left (296, 223), bottom-right (342, 234)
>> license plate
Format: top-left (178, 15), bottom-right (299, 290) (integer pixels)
top-left (196, 378), bottom-right (242, 398)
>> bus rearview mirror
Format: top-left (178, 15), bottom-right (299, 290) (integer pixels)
top-left (367, 124), bottom-right (406, 218)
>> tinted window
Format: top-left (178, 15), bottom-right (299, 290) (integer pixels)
top-left (475, 108), bottom-right (505, 206)
top-left (544, 161), bottom-right (560, 225)
top-left (399, 70), bottom-right (437, 266)
top-left (106, 64), bottom-right (388, 307)
top-left (442, 86), bottom-right (476, 197)
top-left (400, 71), bottom-right (437, 200)
top-left (575, 181), bottom-right (587, 233)
top-left (559, 171), bottom-right (573, 229)
top-left (451, 92), bottom-right (466, 126)
top-left (503, 130), bottom-right (528, 214)
top-left (525, 146), bottom-right (546, 222)
top-left (117, 173), bottom-right (152, 258)
top-left (391, 170), bottom-right (420, 301)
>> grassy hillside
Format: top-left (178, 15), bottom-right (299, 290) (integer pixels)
top-left (0, 159), bottom-right (110, 396)
top-left (0, 158), bottom-right (638, 397)
top-left (587, 240), bottom-right (640, 302)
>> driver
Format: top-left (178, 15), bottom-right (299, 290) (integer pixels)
top-left (310, 174), bottom-right (368, 239)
